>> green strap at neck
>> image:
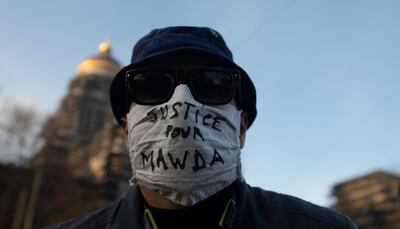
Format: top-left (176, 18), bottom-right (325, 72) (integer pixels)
top-left (144, 209), bottom-right (158, 229)
top-left (219, 199), bottom-right (236, 228)
top-left (143, 199), bottom-right (237, 229)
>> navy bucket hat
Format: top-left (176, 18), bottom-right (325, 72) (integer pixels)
top-left (110, 26), bottom-right (257, 128)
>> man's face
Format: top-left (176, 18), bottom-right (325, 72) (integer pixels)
top-left (122, 53), bottom-right (249, 206)
top-left (122, 54), bottom-right (248, 148)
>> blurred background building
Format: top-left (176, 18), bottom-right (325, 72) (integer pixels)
top-left (1, 43), bottom-right (131, 228)
top-left (332, 171), bottom-right (400, 228)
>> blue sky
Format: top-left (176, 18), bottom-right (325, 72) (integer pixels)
top-left (1, 0), bottom-right (399, 206)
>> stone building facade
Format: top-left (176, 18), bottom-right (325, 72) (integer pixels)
top-left (332, 171), bottom-right (400, 228)
top-left (33, 42), bottom-right (120, 156)
top-left (5, 42), bottom-right (133, 228)
top-left (31, 42), bottom-right (130, 179)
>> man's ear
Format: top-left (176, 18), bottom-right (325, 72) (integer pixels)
top-left (240, 112), bottom-right (249, 149)
top-left (121, 117), bottom-right (128, 142)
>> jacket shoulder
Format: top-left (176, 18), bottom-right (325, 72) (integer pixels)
top-left (249, 186), bottom-right (357, 228)
top-left (42, 199), bottom-right (123, 229)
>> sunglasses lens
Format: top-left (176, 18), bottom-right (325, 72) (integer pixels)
top-left (131, 72), bottom-right (174, 104)
top-left (190, 70), bottom-right (235, 105)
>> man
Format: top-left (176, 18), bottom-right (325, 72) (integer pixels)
top-left (46, 26), bottom-right (357, 229)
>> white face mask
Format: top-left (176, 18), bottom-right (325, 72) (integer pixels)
top-left (126, 84), bottom-right (242, 206)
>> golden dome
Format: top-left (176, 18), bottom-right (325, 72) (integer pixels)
top-left (76, 41), bottom-right (121, 77)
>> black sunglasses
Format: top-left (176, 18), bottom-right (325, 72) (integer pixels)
top-left (125, 67), bottom-right (241, 108)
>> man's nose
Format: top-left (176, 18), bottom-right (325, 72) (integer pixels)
top-left (169, 84), bottom-right (195, 102)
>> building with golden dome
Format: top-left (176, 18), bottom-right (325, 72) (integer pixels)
top-left (34, 42), bottom-right (121, 153)
top-left (0, 42), bottom-right (133, 228)
top-left (31, 41), bottom-right (131, 185)
top-left (31, 42), bottom-right (132, 179)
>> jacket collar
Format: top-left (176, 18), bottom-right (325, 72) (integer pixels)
top-left (112, 181), bottom-right (249, 229)
top-left (112, 184), bottom-right (146, 229)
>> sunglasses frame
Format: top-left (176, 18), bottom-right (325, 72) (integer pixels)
top-left (125, 67), bottom-right (242, 109)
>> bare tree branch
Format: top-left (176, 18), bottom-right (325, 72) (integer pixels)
top-left (0, 97), bottom-right (46, 165)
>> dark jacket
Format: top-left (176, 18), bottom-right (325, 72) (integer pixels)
top-left (43, 181), bottom-right (357, 229)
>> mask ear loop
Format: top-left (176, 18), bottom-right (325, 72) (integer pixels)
top-left (125, 71), bottom-right (134, 114)
top-left (125, 71), bottom-right (138, 186)
top-left (234, 71), bottom-right (243, 180)
top-left (234, 72), bottom-right (242, 111)
top-left (236, 146), bottom-right (243, 181)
